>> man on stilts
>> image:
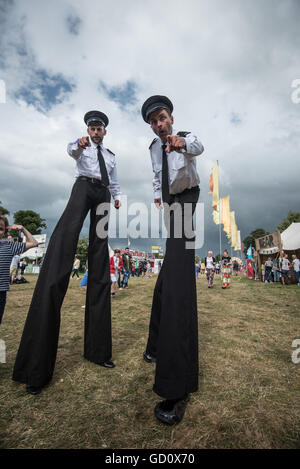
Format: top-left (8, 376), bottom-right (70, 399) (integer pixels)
top-left (13, 110), bottom-right (121, 394)
top-left (141, 95), bottom-right (204, 425)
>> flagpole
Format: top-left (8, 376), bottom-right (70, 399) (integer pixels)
top-left (217, 160), bottom-right (223, 284)
top-left (217, 161), bottom-right (222, 259)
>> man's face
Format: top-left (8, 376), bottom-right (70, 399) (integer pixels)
top-left (148, 108), bottom-right (173, 142)
top-left (87, 124), bottom-right (106, 144)
top-left (125, 249), bottom-right (129, 254)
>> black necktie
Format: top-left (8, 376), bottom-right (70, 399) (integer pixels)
top-left (162, 144), bottom-right (170, 204)
top-left (97, 145), bottom-right (109, 187)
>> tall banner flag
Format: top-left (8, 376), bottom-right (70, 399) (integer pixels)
top-left (230, 211), bottom-right (238, 249)
top-left (222, 196), bottom-right (231, 235)
top-left (236, 230), bottom-right (242, 251)
top-left (213, 198), bottom-right (222, 225)
top-left (209, 161), bottom-right (219, 211)
top-left (247, 244), bottom-right (253, 259)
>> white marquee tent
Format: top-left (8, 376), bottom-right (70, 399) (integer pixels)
top-left (281, 222), bottom-right (300, 252)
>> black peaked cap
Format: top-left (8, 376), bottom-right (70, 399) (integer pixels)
top-left (84, 110), bottom-right (109, 128)
top-left (141, 95), bottom-right (173, 123)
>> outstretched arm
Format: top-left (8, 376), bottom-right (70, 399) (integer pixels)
top-left (8, 225), bottom-right (38, 250)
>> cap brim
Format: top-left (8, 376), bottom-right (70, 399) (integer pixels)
top-left (146, 104), bottom-right (170, 122)
top-left (87, 119), bottom-right (106, 127)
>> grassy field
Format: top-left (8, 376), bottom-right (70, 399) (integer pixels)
top-left (0, 273), bottom-right (300, 449)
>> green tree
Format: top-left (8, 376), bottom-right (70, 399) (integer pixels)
top-left (243, 228), bottom-right (269, 257)
top-left (13, 210), bottom-right (47, 234)
top-left (215, 253), bottom-right (221, 262)
top-left (76, 237), bottom-right (89, 270)
top-left (0, 201), bottom-right (9, 216)
top-left (277, 211), bottom-right (300, 233)
top-left (195, 255), bottom-right (200, 264)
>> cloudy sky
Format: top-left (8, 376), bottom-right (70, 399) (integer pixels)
top-left (0, 0), bottom-right (299, 257)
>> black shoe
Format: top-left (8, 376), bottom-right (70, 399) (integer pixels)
top-left (99, 360), bottom-right (115, 368)
top-left (143, 351), bottom-right (156, 363)
top-left (26, 385), bottom-right (43, 395)
top-left (154, 395), bottom-right (189, 425)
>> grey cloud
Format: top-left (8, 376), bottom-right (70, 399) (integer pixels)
top-left (66, 15), bottom-right (82, 35)
top-left (99, 80), bottom-right (138, 111)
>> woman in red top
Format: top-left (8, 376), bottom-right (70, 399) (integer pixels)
top-left (110, 249), bottom-right (123, 296)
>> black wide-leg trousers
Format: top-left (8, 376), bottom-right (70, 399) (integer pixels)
top-left (13, 178), bottom-right (111, 388)
top-left (146, 187), bottom-right (200, 400)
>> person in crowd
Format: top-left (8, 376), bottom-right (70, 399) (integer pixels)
top-left (221, 249), bottom-right (232, 289)
top-left (0, 216), bottom-right (38, 324)
top-left (205, 251), bottom-right (216, 288)
top-left (121, 247), bottom-right (132, 289)
top-left (200, 261), bottom-right (205, 275)
top-left (195, 261), bottom-right (200, 279)
top-left (110, 249), bottom-right (123, 296)
top-left (71, 255), bottom-right (81, 279)
top-left (215, 261), bottom-right (220, 275)
top-left (232, 260), bottom-right (239, 276)
top-left (135, 259), bottom-right (140, 276)
top-left (264, 257), bottom-right (273, 283)
top-left (261, 263), bottom-right (265, 282)
top-left (10, 254), bottom-right (20, 284)
top-left (280, 253), bottom-right (290, 285)
top-left (145, 261), bottom-right (152, 278)
top-left (19, 259), bottom-right (27, 276)
top-left (292, 254), bottom-right (300, 286)
top-left (138, 260), bottom-right (144, 277)
top-left (13, 110), bottom-right (121, 395)
top-left (272, 258), bottom-right (280, 282)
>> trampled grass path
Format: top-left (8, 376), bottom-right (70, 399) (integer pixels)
top-left (0, 274), bottom-right (299, 448)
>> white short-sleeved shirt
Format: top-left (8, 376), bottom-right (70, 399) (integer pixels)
top-left (293, 258), bottom-right (300, 272)
top-left (281, 258), bottom-right (290, 270)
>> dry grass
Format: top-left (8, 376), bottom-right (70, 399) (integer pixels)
top-left (0, 274), bottom-right (300, 449)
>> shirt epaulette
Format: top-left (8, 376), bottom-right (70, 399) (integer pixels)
top-left (177, 131), bottom-right (191, 137)
top-left (149, 138), bottom-right (158, 149)
top-left (106, 148), bottom-right (115, 156)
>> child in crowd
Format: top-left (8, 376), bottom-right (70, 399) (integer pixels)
top-left (0, 215), bottom-right (38, 324)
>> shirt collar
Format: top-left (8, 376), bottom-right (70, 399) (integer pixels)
top-left (90, 140), bottom-right (104, 149)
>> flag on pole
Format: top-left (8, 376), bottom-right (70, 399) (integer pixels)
top-left (212, 198), bottom-right (222, 225)
top-left (222, 196), bottom-right (231, 236)
top-left (247, 244), bottom-right (253, 259)
top-left (209, 161), bottom-right (219, 211)
top-left (236, 230), bottom-right (242, 251)
top-left (230, 211), bottom-right (238, 249)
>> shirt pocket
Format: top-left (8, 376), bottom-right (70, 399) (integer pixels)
top-left (105, 156), bottom-right (115, 174)
top-left (169, 153), bottom-right (187, 171)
